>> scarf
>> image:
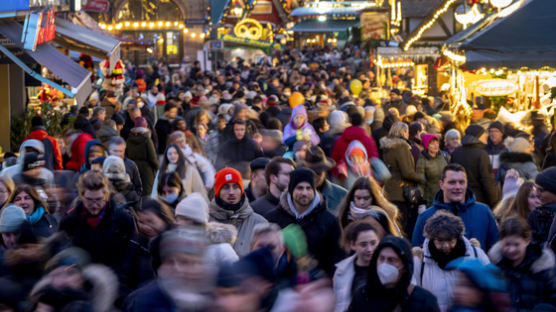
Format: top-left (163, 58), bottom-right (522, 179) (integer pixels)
top-left (27, 206), bottom-right (45, 224)
top-left (348, 202), bottom-right (382, 221)
top-left (215, 196), bottom-right (244, 211)
top-left (428, 237), bottom-right (467, 269)
top-left (81, 205), bottom-right (107, 228)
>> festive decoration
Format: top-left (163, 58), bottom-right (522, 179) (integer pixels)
top-left (37, 84), bottom-right (64, 103)
top-left (289, 92), bottom-right (305, 108)
top-left (234, 18), bottom-right (264, 40)
top-left (403, 0), bottom-right (458, 51)
top-left (455, 3), bottom-right (484, 27)
top-left (350, 79), bottom-right (363, 96)
top-left (490, 0), bottom-right (513, 9)
top-left (100, 59), bottom-right (126, 93)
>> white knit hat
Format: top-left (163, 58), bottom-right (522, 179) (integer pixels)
top-left (175, 193), bottom-right (208, 225)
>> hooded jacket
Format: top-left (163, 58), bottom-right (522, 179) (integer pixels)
top-left (416, 149), bottom-right (449, 206)
top-left (265, 192), bottom-right (343, 277)
top-left (215, 130), bottom-right (263, 171)
top-left (451, 135), bottom-right (499, 208)
top-left (154, 114), bottom-right (174, 155)
top-left (79, 140), bottom-right (106, 173)
top-left (208, 197), bottom-right (267, 257)
top-left (126, 127), bottom-right (158, 195)
top-left (331, 125), bottom-right (379, 170)
top-left (412, 237), bottom-right (490, 312)
top-left (380, 137), bottom-right (424, 202)
top-left (282, 105), bottom-right (320, 146)
top-left (412, 190), bottom-right (499, 251)
top-left (65, 132), bottom-right (94, 172)
top-left (489, 242), bottom-right (556, 310)
top-left (1, 140), bottom-right (51, 181)
top-left (24, 127), bottom-right (63, 170)
top-left (349, 236), bottom-right (440, 312)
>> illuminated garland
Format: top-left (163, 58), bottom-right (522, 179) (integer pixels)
top-left (403, 0), bottom-right (458, 51)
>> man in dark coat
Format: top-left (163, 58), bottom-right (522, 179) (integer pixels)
top-left (244, 157), bottom-right (270, 203)
top-left (252, 157), bottom-right (295, 217)
top-left (215, 119), bottom-right (263, 171)
top-left (265, 168), bottom-right (343, 277)
top-left (530, 167), bottom-right (556, 246)
top-left (451, 124), bottom-right (499, 208)
top-left (154, 103), bottom-right (178, 155)
top-left (485, 121), bottom-right (506, 174)
top-left (58, 171), bottom-right (135, 283)
top-left (349, 236), bottom-right (440, 312)
top-left (108, 137), bottom-right (143, 196)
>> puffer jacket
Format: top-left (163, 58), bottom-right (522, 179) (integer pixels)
top-left (380, 137), bottom-right (424, 202)
top-left (451, 135), bottom-right (499, 208)
top-left (333, 254), bottom-right (357, 312)
top-left (489, 242), bottom-right (556, 311)
top-left (496, 151), bottom-right (539, 185)
top-left (416, 150), bottom-right (449, 206)
top-left (412, 190), bottom-right (499, 251)
top-left (208, 197), bottom-right (267, 257)
top-left (412, 237), bottom-right (490, 312)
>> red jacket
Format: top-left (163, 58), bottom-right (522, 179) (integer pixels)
top-left (331, 126), bottom-right (379, 174)
top-left (65, 132), bottom-right (93, 172)
top-left (24, 129), bottom-right (64, 170)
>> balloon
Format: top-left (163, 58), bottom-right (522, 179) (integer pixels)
top-left (289, 92), bottom-right (305, 108)
top-left (350, 79), bottom-right (362, 96)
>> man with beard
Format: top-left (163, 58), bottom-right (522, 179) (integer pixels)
top-left (124, 227), bottom-right (214, 311)
top-left (265, 168), bottom-right (343, 277)
top-left (251, 157), bottom-right (295, 217)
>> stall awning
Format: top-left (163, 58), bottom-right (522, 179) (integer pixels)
top-left (290, 19), bottom-right (358, 33)
top-left (212, 0), bottom-right (230, 25)
top-left (53, 18), bottom-right (120, 68)
top-left (290, 7), bottom-right (363, 17)
top-left (0, 20), bottom-right (92, 105)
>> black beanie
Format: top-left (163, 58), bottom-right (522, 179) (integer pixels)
top-left (31, 116), bottom-right (44, 128)
top-left (536, 167), bottom-right (556, 195)
top-left (465, 124), bottom-right (486, 138)
top-left (488, 121), bottom-right (504, 134)
top-left (288, 168), bottom-right (315, 195)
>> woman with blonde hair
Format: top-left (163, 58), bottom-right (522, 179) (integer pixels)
top-left (337, 176), bottom-right (402, 237)
top-left (0, 176), bottom-right (15, 208)
top-left (494, 181), bottom-right (541, 224)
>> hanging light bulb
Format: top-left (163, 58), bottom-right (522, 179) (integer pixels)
top-left (317, 15), bottom-right (327, 22)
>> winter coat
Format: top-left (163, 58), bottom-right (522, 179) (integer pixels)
top-left (1, 139), bottom-right (44, 178)
top-left (321, 130), bottom-right (343, 157)
top-left (126, 127), bottom-right (159, 195)
top-left (215, 135), bottom-right (263, 171)
top-left (382, 99), bottom-right (408, 115)
top-left (485, 140), bottom-right (506, 170)
top-left (111, 179), bottom-right (141, 211)
top-left (282, 105), bottom-right (320, 146)
top-left (124, 158), bottom-right (143, 196)
top-left (205, 222), bottom-right (239, 267)
top-left (527, 202), bottom-right (556, 245)
top-left (66, 132), bottom-right (94, 172)
top-left (331, 126), bottom-right (379, 169)
top-left (24, 128), bottom-right (63, 170)
top-left (181, 144), bottom-right (215, 189)
top-left (209, 198), bottom-right (267, 257)
top-left (78, 139), bottom-right (105, 173)
top-left (451, 135), bottom-right (499, 208)
top-left (154, 116), bottom-right (173, 155)
top-left (30, 212), bottom-right (57, 238)
top-left (496, 152), bottom-right (539, 185)
top-left (123, 280), bottom-right (175, 312)
top-left (251, 191), bottom-right (281, 217)
top-left (416, 150), bottom-right (448, 206)
top-left (412, 190), bottom-right (499, 251)
top-left (333, 254), bottom-right (357, 312)
top-left (320, 179), bottom-right (347, 214)
top-left (265, 192), bottom-right (344, 277)
top-left (58, 199), bottom-right (136, 278)
top-left (97, 124), bottom-right (120, 149)
top-left (489, 242), bottom-right (556, 311)
top-left (380, 137), bottom-right (425, 202)
top-left (150, 163), bottom-right (208, 202)
top-left (412, 237), bottom-right (490, 312)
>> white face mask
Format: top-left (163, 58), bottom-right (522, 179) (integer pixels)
top-left (163, 193), bottom-right (179, 204)
top-left (377, 262), bottom-right (399, 286)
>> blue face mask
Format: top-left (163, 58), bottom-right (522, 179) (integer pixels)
top-left (163, 193), bottom-right (179, 204)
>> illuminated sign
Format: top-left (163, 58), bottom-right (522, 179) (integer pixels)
top-left (217, 33), bottom-right (281, 49)
top-left (22, 8), bottom-right (56, 51)
top-left (472, 79), bottom-right (518, 96)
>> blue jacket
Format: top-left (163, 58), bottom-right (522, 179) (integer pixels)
top-left (123, 280), bottom-right (175, 312)
top-left (412, 190), bottom-right (499, 251)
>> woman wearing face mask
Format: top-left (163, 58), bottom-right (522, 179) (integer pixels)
top-left (337, 176), bottom-right (401, 236)
top-left (334, 221), bottom-right (380, 312)
top-left (488, 218), bottom-right (556, 311)
top-left (150, 144), bottom-right (207, 201)
top-left (9, 185), bottom-right (57, 238)
top-left (155, 172), bottom-right (186, 209)
top-left (349, 235), bottom-right (440, 312)
top-left (412, 211), bottom-right (490, 312)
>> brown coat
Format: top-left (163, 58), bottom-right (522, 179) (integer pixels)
top-left (380, 137), bottom-right (424, 202)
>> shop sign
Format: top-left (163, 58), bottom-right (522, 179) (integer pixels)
top-left (22, 8), bottom-right (56, 52)
top-left (1, 0), bottom-right (29, 12)
top-left (83, 0), bottom-right (110, 13)
top-left (217, 33), bottom-right (281, 50)
top-left (360, 12), bottom-right (388, 41)
top-left (472, 79), bottom-right (518, 96)
top-left (210, 40), bottom-right (224, 50)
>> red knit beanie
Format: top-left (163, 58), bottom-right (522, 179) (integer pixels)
top-left (214, 168), bottom-right (244, 197)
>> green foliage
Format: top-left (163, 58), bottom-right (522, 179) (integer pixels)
top-left (488, 96), bottom-right (508, 113)
top-left (10, 102), bottom-right (69, 153)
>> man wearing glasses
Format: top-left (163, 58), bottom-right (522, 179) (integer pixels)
top-left (58, 170), bottom-right (135, 287)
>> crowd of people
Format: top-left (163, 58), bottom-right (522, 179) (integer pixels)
top-left (0, 47), bottom-right (555, 312)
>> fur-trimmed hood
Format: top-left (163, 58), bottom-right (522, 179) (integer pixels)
top-left (379, 137), bottom-right (410, 150)
top-left (499, 151), bottom-right (534, 164)
top-left (206, 221), bottom-right (237, 244)
top-left (488, 242), bottom-right (555, 274)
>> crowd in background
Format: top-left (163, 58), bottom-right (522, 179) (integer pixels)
top-left (0, 47), bottom-right (555, 312)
